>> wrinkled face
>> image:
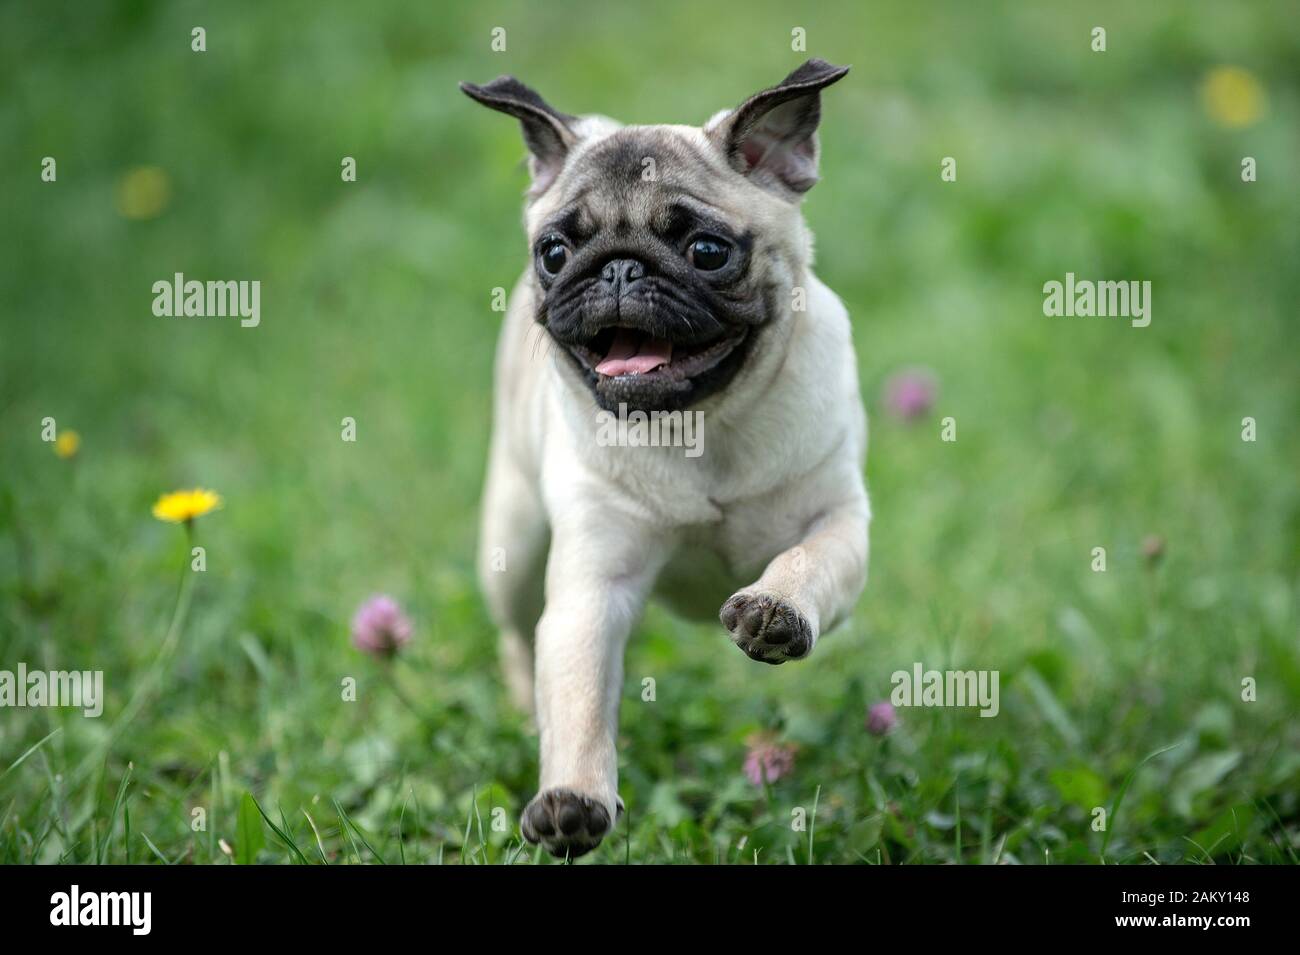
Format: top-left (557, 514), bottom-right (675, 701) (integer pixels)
top-left (462, 59), bottom-right (849, 413)
top-left (530, 129), bottom-right (775, 413)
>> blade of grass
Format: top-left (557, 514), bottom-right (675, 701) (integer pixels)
top-left (234, 792), bottom-right (266, 865)
top-left (30, 817), bottom-right (54, 863)
top-left (338, 804), bottom-right (362, 864)
top-left (397, 788), bottom-right (412, 865)
top-left (1256, 798), bottom-right (1300, 864)
top-left (0, 728), bottom-right (62, 786)
top-left (140, 832), bottom-right (170, 864)
top-left (506, 840), bottom-right (530, 864)
top-left (301, 808), bottom-right (329, 864)
top-left (1100, 741), bottom-right (1183, 862)
top-left (473, 790), bottom-right (487, 864)
top-left (332, 798), bottom-right (387, 864)
top-left (461, 786), bottom-right (475, 865)
top-left (98, 762), bottom-right (133, 864)
top-left (807, 784), bottom-right (821, 865)
top-left (248, 797), bottom-right (309, 865)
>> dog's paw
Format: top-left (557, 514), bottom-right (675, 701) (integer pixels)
top-left (720, 591), bottom-right (813, 664)
top-left (521, 788), bottom-right (615, 859)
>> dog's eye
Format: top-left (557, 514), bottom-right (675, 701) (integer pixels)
top-left (539, 240), bottom-right (569, 275)
top-left (688, 236), bottom-right (731, 271)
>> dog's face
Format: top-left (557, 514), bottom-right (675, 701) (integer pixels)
top-left (462, 60), bottom-right (848, 413)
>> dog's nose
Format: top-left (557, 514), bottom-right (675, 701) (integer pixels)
top-left (600, 258), bottom-right (645, 288)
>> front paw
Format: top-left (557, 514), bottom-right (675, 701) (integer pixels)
top-left (720, 591), bottom-right (813, 664)
top-left (521, 788), bottom-right (616, 859)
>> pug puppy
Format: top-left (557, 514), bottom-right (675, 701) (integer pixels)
top-left (463, 59), bottom-right (869, 858)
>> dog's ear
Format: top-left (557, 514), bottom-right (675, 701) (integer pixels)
top-left (460, 76), bottom-right (578, 197)
top-left (708, 59), bottom-right (849, 198)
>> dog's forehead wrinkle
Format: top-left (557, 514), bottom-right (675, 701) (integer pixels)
top-left (591, 127), bottom-right (708, 172)
top-left (566, 127), bottom-right (724, 197)
top-left (529, 123), bottom-right (783, 243)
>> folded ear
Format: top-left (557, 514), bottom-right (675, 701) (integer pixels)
top-left (708, 59), bottom-right (849, 198)
top-left (460, 76), bottom-right (578, 197)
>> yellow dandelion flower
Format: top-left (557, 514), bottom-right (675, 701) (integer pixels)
top-left (152, 488), bottom-right (223, 524)
top-left (53, 430), bottom-right (81, 459)
top-left (115, 165), bottom-right (172, 220)
top-left (1201, 66), bottom-right (1265, 129)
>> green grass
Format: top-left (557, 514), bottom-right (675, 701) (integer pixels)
top-left (1, 0), bottom-right (1297, 864)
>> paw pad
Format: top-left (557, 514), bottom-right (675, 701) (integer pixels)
top-left (720, 592), bottom-right (813, 664)
top-left (521, 788), bottom-right (613, 858)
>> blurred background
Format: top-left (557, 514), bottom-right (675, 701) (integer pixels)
top-left (0, 0), bottom-right (1297, 863)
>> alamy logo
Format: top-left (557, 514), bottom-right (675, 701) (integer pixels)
top-left (1042, 272), bottom-right (1151, 327)
top-left (595, 403), bottom-right (704, 458)
top-left (152, 272), bottom-right (261, 327)
top-left (0, 663), bottom-right (104, 717)
top-left (890, 662), bottom-right (1000, 717)
top-left (50, 885), bottom-right (151, 935)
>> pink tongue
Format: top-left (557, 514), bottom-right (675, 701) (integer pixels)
top-left (594, 328), bottom-right (673, 376)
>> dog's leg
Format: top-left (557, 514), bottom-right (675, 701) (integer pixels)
top-left (478, 445), bottom-right (549, 715)
top-left (520, 507), bottom-right (667, 858)
top-left (722, 492), bottom-right (869, 664)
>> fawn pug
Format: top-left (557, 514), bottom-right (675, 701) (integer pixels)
top-left (463, 59), bottom-right (869, 857)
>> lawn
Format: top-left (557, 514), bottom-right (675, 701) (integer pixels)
top-left (0, 0), bottom-right (1297, 864)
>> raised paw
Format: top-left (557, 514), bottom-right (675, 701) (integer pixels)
top-left (521, 788), bottom-right (614, 859)
top-left (720, 591), bottom-right (813, 664)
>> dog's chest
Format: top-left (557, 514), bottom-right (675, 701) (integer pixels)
top-left (651, 497), bottom-right (808, 621)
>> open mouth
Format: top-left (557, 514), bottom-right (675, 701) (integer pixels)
top-left (566, 325), bottom-right (747, 382)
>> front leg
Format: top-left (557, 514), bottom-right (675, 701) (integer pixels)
top-left (722, 491), bottom-right (869, 664)
top-left (521, 500), bottom-right (669, 858)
